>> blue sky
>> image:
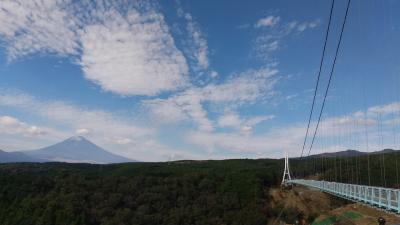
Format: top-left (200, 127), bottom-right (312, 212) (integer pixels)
top-left (0, 0), bottom-right (400, 161)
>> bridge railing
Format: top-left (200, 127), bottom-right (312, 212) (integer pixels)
top-left (288, 179), bottom-right (400, 214)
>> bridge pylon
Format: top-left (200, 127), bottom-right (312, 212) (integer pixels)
top-left (281, 152), bottom-right (292, 186)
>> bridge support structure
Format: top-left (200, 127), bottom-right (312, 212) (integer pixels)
top-left (281, 152), bottom-right (292, 186)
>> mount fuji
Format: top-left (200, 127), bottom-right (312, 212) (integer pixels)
top-left (23, 136), bottom-right (135, 164)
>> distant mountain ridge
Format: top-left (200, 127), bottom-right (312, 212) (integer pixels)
top-left (310, 149), bottom-right (366, 158)
top-left (309, 149), bottom-right (399, 158)
top-left (0, 149), bottom-right (44, 163)
top-left (23, 136), bottom-right (135, 164)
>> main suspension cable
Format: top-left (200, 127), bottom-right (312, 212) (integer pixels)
top-left (300, 0), bottom-right (335, 158)
top-left (307, 0), bottom-right (352, 156)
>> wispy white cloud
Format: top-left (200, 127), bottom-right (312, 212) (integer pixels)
top-left (80, 6), bottom-right (189, 96)
top-left (144, 67), bottom-right (278, 131)
top-left (200, 68), bottom-right (278, 103)
top-left (253, 15), bottom-right (320, 60)
top-left (182, 13), bottom-right (209, 70)
top-left (0, 114), bottom-right (70, 151)
top-left (255, 15), bottom-right (280, 28)
top-left (185, 127), bottom-right (301, 156)
top-left (367, 102), bottom-right (400, 116)
top-left (285, 94), bottom-right (298, 101)
top-left (185, 101), bottom-right (400, 158)
top-left (217, 112), bottom-right (274, 133)
top-left (237, 23), bottom-right (250, 29)
top-left (245, 115), bottom-right (275, 127)
top-left (176, 4), bottom-right (218, 80)
top-left (0, 0), bottom-right (80, 60)
top-left (217, 113), bottom-right (242, 128)
top-left (111, 137), bottom-right (132, 145)
top-left (0, 115), bottom-right (46, 136)
top-left (145, 88), bottom-right (214, 131)
top-left (75, 128), bottom-right (90, 135)
top-left (0, 91), bottom-right (152, 139)
top-left (294, 20), bottom-right (320, 32)
top-left (210, 70), bottom-right (219, 78)
top-left (0, 0), bottom-right (189, 96)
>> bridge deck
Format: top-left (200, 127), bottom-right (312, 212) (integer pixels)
top-left (288, 179), bottom-right (400, 214)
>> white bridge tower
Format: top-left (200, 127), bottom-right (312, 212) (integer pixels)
top-left (281, 152), bottom-right (292, 186)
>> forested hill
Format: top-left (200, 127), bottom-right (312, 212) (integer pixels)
top-left (0, 159), bottom-right (282, 225)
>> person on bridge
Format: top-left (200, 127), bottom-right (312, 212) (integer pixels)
top-left (378, 217), bottom-right (386, 225)
top-left (296, 213), bottom-right (306, 225)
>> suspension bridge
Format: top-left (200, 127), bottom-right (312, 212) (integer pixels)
top-left (282, 0), bottom-right (400, 216)
top-left (282, 154), bottom-right (400, 214)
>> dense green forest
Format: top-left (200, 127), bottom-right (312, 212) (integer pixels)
top-left (1, 152), bottom-right (399, 225)
top-left (0, 159), bottom-right (282, 225)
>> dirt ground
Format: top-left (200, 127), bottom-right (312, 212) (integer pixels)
top-left (266, 185), bottom-right (400, 225)
top-left (266, 185), bottom-right (344, 224)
